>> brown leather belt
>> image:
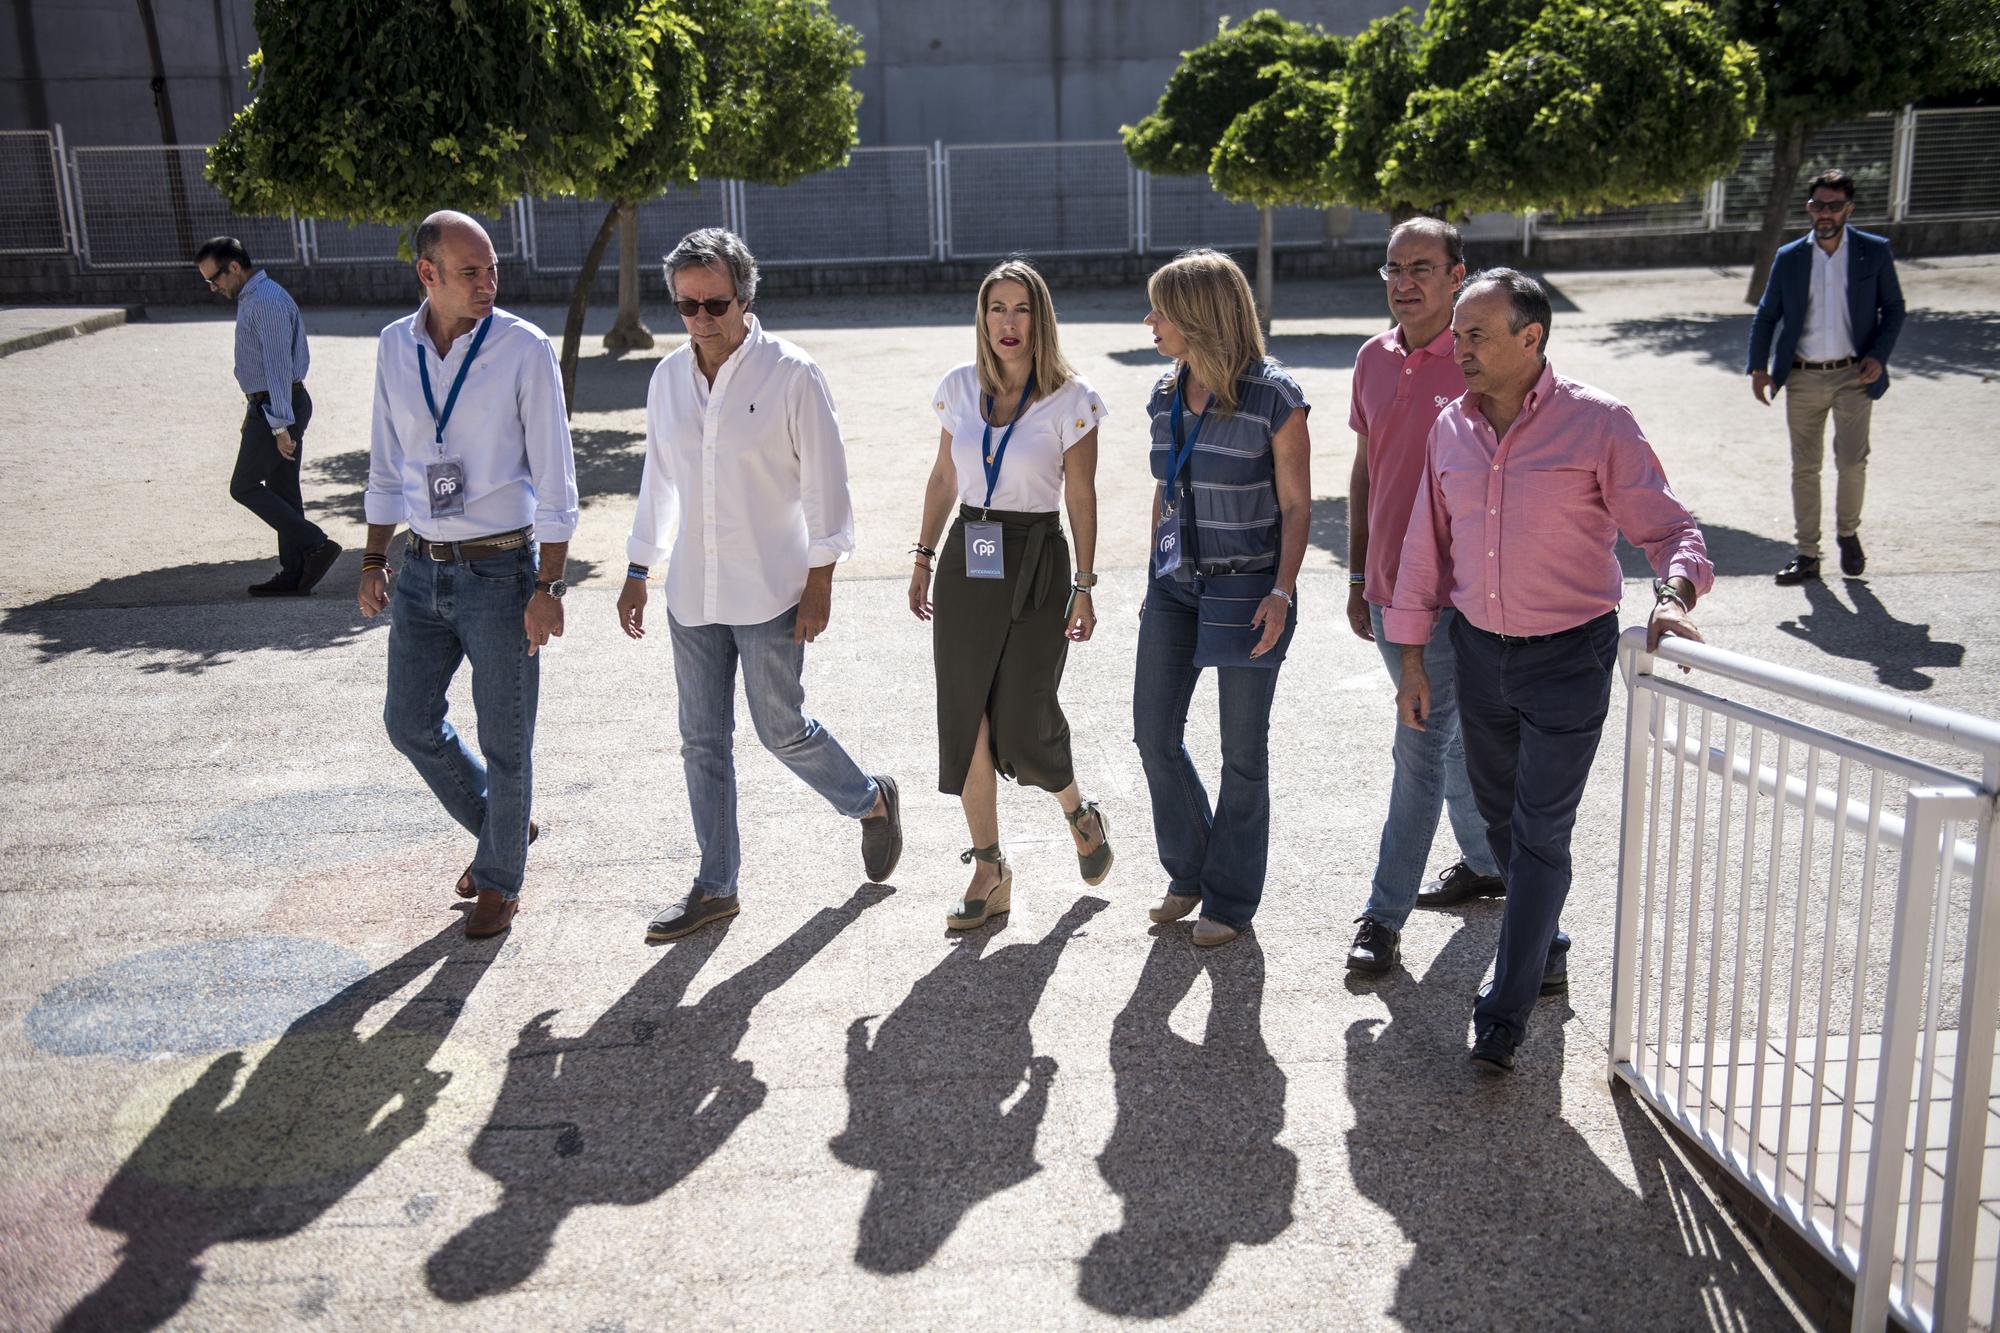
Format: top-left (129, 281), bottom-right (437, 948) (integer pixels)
top-left (247, 381), bottom-right (306, 404)
top-left (1792, 356), bottom-right (1856, 371)
top-left (411, 528), bottom-right (532, 562)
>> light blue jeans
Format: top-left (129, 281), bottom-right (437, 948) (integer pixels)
top-left (1362, 602), bottom-right (1500, 930)
top-left (669, 605), bottom-right (878, 897)
top-left (384, 546), bottom-right (539, 899)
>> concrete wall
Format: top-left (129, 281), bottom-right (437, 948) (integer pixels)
top-left (1, 0), bottom-right (1401, 147)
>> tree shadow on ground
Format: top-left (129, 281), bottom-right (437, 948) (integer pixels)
top-left (1778, 576), bottom-right (1966, 691)
top-left (1604, 310), bottom-right (2000, 380)
top-left (829, 895), bottom-right (1106, 1274)
top-left (1078, 933), bottom-right (1296, 1318)
top-left (0, 547), bottom-right (597, 673)
top-left (60, 918), bottom-right (497, 1331)
top-left (1107, 333), bottom-right (1372, 371)
top-left (1343, 921), bottom-right (1787, 1328)
top-left (308, 430), bottom-right (645, 525)
top-left (423, 885), bottom-right (889, 1303)
top-left (1616, 525), bottom-right (1794, 580)
top-left (1309, 495), bottom-right (1351, 566)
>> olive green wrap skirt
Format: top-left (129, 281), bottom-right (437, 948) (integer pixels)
top-left (932, 504), bottom-right (1074, 796)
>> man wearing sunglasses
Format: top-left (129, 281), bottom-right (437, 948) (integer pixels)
top-left (194, 236), bottom-right (341, 597)
top-left (620, 228), bottom-right (902, 943)
top-left (1747, 168), bottom-right (1907, 585)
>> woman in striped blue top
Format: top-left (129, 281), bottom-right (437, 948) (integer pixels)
top-left (1133, 249), bottom-right (1312, 947)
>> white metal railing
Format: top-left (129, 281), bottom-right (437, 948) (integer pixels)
top-left (13, 110), bottom-right (2000, 274)
top-left (1610, 627), bottom-right (2000, 1332)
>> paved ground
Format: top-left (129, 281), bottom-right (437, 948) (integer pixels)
top-left (0, 306), bottom-right (132, 359)
top-left (2, 257), bottom-right (1997, 1330)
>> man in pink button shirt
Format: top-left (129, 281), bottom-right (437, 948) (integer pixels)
top-left (1344, 218), bottom-right (1504, 982)
top-left (1387, 269), bottom-right (1712, 1073)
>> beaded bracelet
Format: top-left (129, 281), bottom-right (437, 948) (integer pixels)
top-left (627, 563), bottom-right (649, 582)
top-left (910, 543), bottom-right (936, 560)
top-left (1348, 572), bottom-right (1366, 586)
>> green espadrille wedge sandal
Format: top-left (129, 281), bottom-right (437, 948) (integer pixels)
top-left (946, 844), bottom-right (1012, 930)
top-left (1065, 799), bottom-right (1114, 887)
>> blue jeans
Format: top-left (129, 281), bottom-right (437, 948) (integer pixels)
top-left (1131, 574), bottom-right (1293, 929)
top-left (1362, 604), bottom-right (1501, 930)
top-left (1454, 612), bottom-right (1617, 1044)
top-left (384, 546), bottom-right (540, 899)
top-left (669, 605), bottom-right (878, 896)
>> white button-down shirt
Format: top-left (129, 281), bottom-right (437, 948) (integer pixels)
top-left (1797, 230), bottom-right (1856, 362)
top-left (629, 316), bottom-right (856, 627)
top-left (365, 304), bottom-right (579, 542)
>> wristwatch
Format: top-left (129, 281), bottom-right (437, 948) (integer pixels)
top-left (535, 579), bottom-right (568, 599)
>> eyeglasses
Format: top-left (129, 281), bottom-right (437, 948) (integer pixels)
top-left (1379, 262), bottom-right (1443, 282)
top-left (674, 297), bottom-right (735, 317)
top-left (200, 271), bottom-right (224, 290)
top-left (1805, 199), bottom-right (1853, 214)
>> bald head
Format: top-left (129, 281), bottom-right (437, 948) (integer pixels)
top-left (415, 210), bottom-right (498, 332)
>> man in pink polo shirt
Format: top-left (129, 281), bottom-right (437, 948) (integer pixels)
top-left (1388, 269), bottom-right (1712, 1073)
top-left (1344, 218), bottom-right (1504, 981)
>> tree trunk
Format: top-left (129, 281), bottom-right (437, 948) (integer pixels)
top-left (1255, 205), bottom-right (1275, 330)
top-left (603, 199), bottom-right (654, 351)
top-left (135, 0), bottom-right (192, 260)
top-left (559, 200), bottom-right (622, 418)
top-left (1746, 121), bottom-right (1810, 305)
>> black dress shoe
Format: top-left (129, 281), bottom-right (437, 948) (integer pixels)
top-left (247, 574), bottom-right (304, 597)
top-left (1837, 534), bottom-right (1866, 577)
top-left (1416, 862), bottom-right (1506, 909)
top-left (298, 539), bottom-right (344, 594)
top-left (646, 889), bottom-right (739, 942)
top-left (1345, 917), bottom-right (1400, 975)
top-left (1470, 1026), bottom-right (1517, 1073)
top-left (1476, 945), bottom-right (1569, 1002)
top-left (860, 774), bottom-right (903, 883)
top-left (1774, 555), bottom-right (1821, 586)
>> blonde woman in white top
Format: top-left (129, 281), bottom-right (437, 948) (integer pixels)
top-left (908, 259), bottom-right (1113, 928)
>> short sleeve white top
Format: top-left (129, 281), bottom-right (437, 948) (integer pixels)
top-left (931, 364), bottom-right (1107, 513)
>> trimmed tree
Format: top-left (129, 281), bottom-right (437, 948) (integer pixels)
top-left (1122, 10), bottom-right (1346, 322)
top-left (574, 0), bottom-right (862, 395)
top-left (1723, 0), bottom-right (2000, 301)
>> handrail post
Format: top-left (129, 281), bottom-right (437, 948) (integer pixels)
top-left (1608, 627), bottom-right (1658, 1080)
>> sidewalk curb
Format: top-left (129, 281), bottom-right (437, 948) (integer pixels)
top-left (0, 306), bottom-right (140, 358)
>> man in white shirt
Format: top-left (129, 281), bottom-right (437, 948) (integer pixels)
top-left (619, 229), bottom-right (902, 941)
top-left (357, 211), bottom-right (580, 939)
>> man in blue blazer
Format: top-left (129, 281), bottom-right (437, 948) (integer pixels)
top-left (1747, 168), bottom-right (1907, 585)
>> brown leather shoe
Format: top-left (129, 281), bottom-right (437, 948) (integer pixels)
top-left (457, 821), bottom-right (539, 899)
top-left (465, 888), bottom-right (518, 938)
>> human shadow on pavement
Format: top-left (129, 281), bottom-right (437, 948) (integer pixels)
top-left (1343, 922), bottom-right (1786, 1327)
top-left (829, 894), bottom-right (1107, 1274)
top-left (1078, 933), bottom-right (1296, 1318)
top-left (1616, 524), bottom-right (1794, 580)
top-left (60, 918), bottom-right (497, 1331)
top-left (1779, 575), bottom-right (1966, 691)
top-left (1606, 309), bottom-right (2000, 380)
top-left (424, 884), bottom-right (890, 1303)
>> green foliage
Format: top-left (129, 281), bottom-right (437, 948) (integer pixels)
top-left (684, 0), bottom-right (864, 185)
top-left (210, 0), bottom-right (669, 223)
top-left (1723, 0), bottom-right (2000, 131)
top-left (1210, 68), bottom-right (1346, 206)
top-left (1382, 0), bottom-right (1764, 215)
top-left (1320, 11), bottom-right (1425, 211)
top-left (1122, 10), bottom-right (1344, 177)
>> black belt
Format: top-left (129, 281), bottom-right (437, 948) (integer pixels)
top-left (411, 528), bottom-right (532, 562)
top-left (954, 504), bottom-right (1063, 623)
top-left (1792, 356), bottom-right (1856, 371)
top-left (1466, 610), bottom-right (1616, 646)
top-left (246, 381), bottom-right (305, 405)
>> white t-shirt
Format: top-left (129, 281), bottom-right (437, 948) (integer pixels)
top-left (931, 363), bottom-right (1107, 512)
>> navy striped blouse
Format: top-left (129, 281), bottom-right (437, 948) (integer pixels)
top-left (1146, 360), bottom-right (1308, 578)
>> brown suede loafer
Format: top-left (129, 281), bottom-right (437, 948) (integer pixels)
top-left (465, 888), bottom-right (518, 938)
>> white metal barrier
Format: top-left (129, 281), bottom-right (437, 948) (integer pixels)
top-left (1610, 627), bottom-right (2000, 1332)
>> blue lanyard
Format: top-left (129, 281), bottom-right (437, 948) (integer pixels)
top-left (1165, 368), bottom-right (1210, 490)
top-left (979, 370), bottom-right (1037, 509)
top-left (416, 314), bottom-right (494, 449)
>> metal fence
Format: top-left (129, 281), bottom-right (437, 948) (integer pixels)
top-left (15, 107), bottom-right (1999, 275)
top-left (1610, 628), bottom-right (2000, 1333)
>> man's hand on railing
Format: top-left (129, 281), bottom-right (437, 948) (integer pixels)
top-left (1646, 595), bottom-right (1704, 654)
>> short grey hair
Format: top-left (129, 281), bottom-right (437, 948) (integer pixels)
top-left (1459, 266), bottom-right (1553, 351)
top-left (664, 227), bottom-right (759, 306)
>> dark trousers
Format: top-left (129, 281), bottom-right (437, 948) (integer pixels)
top-left (231, 383), bottom-right (325, 582)
top-left (1453, 612), bottom-right (1618, 1044)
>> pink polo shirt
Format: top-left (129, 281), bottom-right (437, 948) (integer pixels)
top-left (1349, 322), bottom-right (1465, 606)
top-left (1384, 361), bottom-right (1714, 643)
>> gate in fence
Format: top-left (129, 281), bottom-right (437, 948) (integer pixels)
top-left (1610, 627), bottom-right (2000, 1332)
top-left (9, 108), bottom-right (1997, 274)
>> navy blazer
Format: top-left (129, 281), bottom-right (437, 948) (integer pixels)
top-left (1746, 228), bottom-right (1907, 401)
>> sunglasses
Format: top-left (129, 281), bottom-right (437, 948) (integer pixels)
top-left (674, 297), bottom-right (735, 317)
top-left (1805, 199), bottom-right (1853, 214)
top-left (200, 271), bottom-right (225, 290)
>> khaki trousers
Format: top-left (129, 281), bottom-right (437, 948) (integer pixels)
top-left (1784, 365), bottom-right (1873, 558)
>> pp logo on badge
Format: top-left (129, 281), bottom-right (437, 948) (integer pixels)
top-left (972, 537), bottom-right (998, 558)
top-left (1158, 531), bottom-right (1177, 554)
top-left (433, 475), bottom-right (460, 497)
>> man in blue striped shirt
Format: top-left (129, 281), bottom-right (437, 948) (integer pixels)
top-left (195, 237), bottom-right (341, 596)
